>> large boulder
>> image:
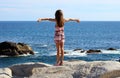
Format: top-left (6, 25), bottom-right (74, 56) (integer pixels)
top-left (9, 62), bottom-right (52, 77)
top-left (0, 41), bottom-right (34, 56)
top-left (9, 62), bottom-right (73, 78)
top-left (9, 60), bottom-right (120, 78)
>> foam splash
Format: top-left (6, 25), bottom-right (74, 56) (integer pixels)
top-left (49, 49), bottom-right (120, 57)
top-left (101, 49), bottom-right (120, 54)
top-left (0, 55), bottom-right (8, 57)
top-left (65, 50), bottom-right (87, 57)
top-left (42, 44), bottom-right (47, 47)
top-left (19, 53), bottom-right (31, 56)
top-left (0, 53), bottom-right (31, 57)
top-left (34, 51), bottom-right (39, 54)
top-left (49, 50), bottom-right (87, 57)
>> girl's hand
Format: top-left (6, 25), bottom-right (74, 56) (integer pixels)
top-left (37, 18), bottom-right (42, 22)
top-left (76, 19), bottom-right (80, 23)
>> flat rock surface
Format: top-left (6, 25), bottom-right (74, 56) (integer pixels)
top-left (1, 60), bottom-right (120, 78)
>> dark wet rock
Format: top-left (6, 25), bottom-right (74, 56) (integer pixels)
top-left (87, 49), bottom-right (101, 53)
top-left (73, 48), bottom-right (82, 51)
top-left (64, 51), bottom-right (68, 54)
top-left (73, 48), bottom-right (86, 53)
top-left (0, 41), bottom-right (34, 56)
top-left (107, 48), bottom-right (117, 50)
top-left (80, 50), bottom-right (85, 53)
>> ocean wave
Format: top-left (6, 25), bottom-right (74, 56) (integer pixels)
top-left (0, 53), bottom-right (31, 58)
top-left (34, 44), bottom-right (48, 48)
top-left (101, 49), bottom-right (120, 54)
top-left (0, 55), bottom-right (8, 57)
top-left (49, 50), bottom-right (87, 57)
top-left (49, 49), bottom-right (120, 57)
top-left (34, 51), bottom-right (39, 54)
top-left (19, 54), bottom-right (31, 56)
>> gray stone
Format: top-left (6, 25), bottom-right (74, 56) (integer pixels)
top-left (64, 61), bottom-right (120, 78)
top-left (0, 68), bottom-right (12, 78)
top-left (10, 62), bottom-right (52, 77)
top-left (8, 60), bottom-right (120, 78)
top-left (30, 66), bottom-right (73, 78)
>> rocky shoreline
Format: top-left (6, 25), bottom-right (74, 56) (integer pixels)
top-left (0, 41), bottom-right (120, 78)
top-left (0, 60), bottom-right (120, 78)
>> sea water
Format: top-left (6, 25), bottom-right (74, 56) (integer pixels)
top-left (0, 21), bottom-right (120, 68)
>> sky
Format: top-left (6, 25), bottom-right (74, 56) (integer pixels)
top-left (0, 0), bottom-right (120, 21)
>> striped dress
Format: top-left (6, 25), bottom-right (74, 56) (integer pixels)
top-left (54, 26), bottom-right (65, 43)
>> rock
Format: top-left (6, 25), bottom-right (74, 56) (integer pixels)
top-left (30, 66), bottom-right (73, 78)
top-left (73, 48), bottom-right (82, 51)
top-left (0, 41), bottom-right (34, 56)
top-left (80, 50), bottom-right (85, 53)
top-left (0, 68), bottom-right (12, 78)
top-left (9, 60), bottom-right (120, 78)
top-left (73, 48), bottom-right (85, 53)
top-left (87, 49), bottom-right (101, 53)
top-left (100, 70), bottom-right (120, 78)
top-left (107, 48), bottom-right (117, 50)
top-left (63, 60), bottom-right (120, 78)
top-left (9, 62), bottom-right (52, 77)
top-left (64, 51), bottom-right (68, 54)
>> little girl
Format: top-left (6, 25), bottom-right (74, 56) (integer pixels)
top-left (37, 9), bottom-right (80, 66)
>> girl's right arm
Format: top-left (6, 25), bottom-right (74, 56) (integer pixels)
top-left (37, 18), bottom-right (55, 22)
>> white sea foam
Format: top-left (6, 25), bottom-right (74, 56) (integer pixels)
top-left (34, 51), bottom-right (39, 54)
top-left (39, 44), bottom-right (48, 48)
top-left (65, 50), bottom-right (87, 57)
top-left (101, 49), bottom-right (120, 54)
top-left (49, 50), bottom-right (87, 57)
top-left (43, 44), bottom-right (47, 47)
top-left (0, 55), bottom-right (8, 57)
top-left (0, 53), bottom-right (31, 57)
top-left (19, 53), bottom-right (31, 56)
top-left (49, 49), bottom-right (120, 57)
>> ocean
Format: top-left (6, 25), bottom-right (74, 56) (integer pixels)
top-left (0, 21), bottom-right (120, 68)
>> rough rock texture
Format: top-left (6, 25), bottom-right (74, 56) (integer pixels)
top-left (0, 68), bottom-right (12, 78)
top-left (0, 41), bottom-right (34, 56)
top-left (87, 49), bottom-right (101, 53)
top-left (8, 60), bottom-right (120, 78)
top-left (30, 66), bottom-right (73, 78)
top-left (64, 60), bottom-right (120, 78)
top-left (9, 62), bottom-right (52, 77)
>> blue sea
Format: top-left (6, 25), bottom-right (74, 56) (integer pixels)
top-left (0, 21), bottom-right (120, 68)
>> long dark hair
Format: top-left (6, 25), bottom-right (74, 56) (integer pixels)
top-left (55, 10), bottom-right (64, 27)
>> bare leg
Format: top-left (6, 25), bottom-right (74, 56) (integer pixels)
top-left (60, 42), bottom-right (64, 65)
top-left (55, 42), bottom-right (61, 65)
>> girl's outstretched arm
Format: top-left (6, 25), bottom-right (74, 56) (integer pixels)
top-left (37, 18), bottom-right (55, 22)
top-left (65, 18), bottom-right (80, 23)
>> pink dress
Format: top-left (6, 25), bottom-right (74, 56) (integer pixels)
top-left (54, 26), bottom-right (65, 43)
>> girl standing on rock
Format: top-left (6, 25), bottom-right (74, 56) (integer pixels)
top-left (37, 9), bottom-right (80, 66)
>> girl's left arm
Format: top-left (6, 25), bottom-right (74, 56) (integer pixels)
top-left (65, 18), bottom-right (80, 23)
top-left (37, 18), bottom-right (55, 22)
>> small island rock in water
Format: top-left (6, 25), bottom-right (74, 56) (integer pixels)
top-left (0, 41), bottom-right (34, 56)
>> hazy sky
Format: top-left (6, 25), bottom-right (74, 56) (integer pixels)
top-left (0, 0), bottom-right (120, 21)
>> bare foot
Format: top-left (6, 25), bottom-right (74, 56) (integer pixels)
top-left (59, 61), bottom-right (63, 66)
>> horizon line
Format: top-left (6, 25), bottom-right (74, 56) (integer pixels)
top-left (0, 20), bottom-right (120, 22)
